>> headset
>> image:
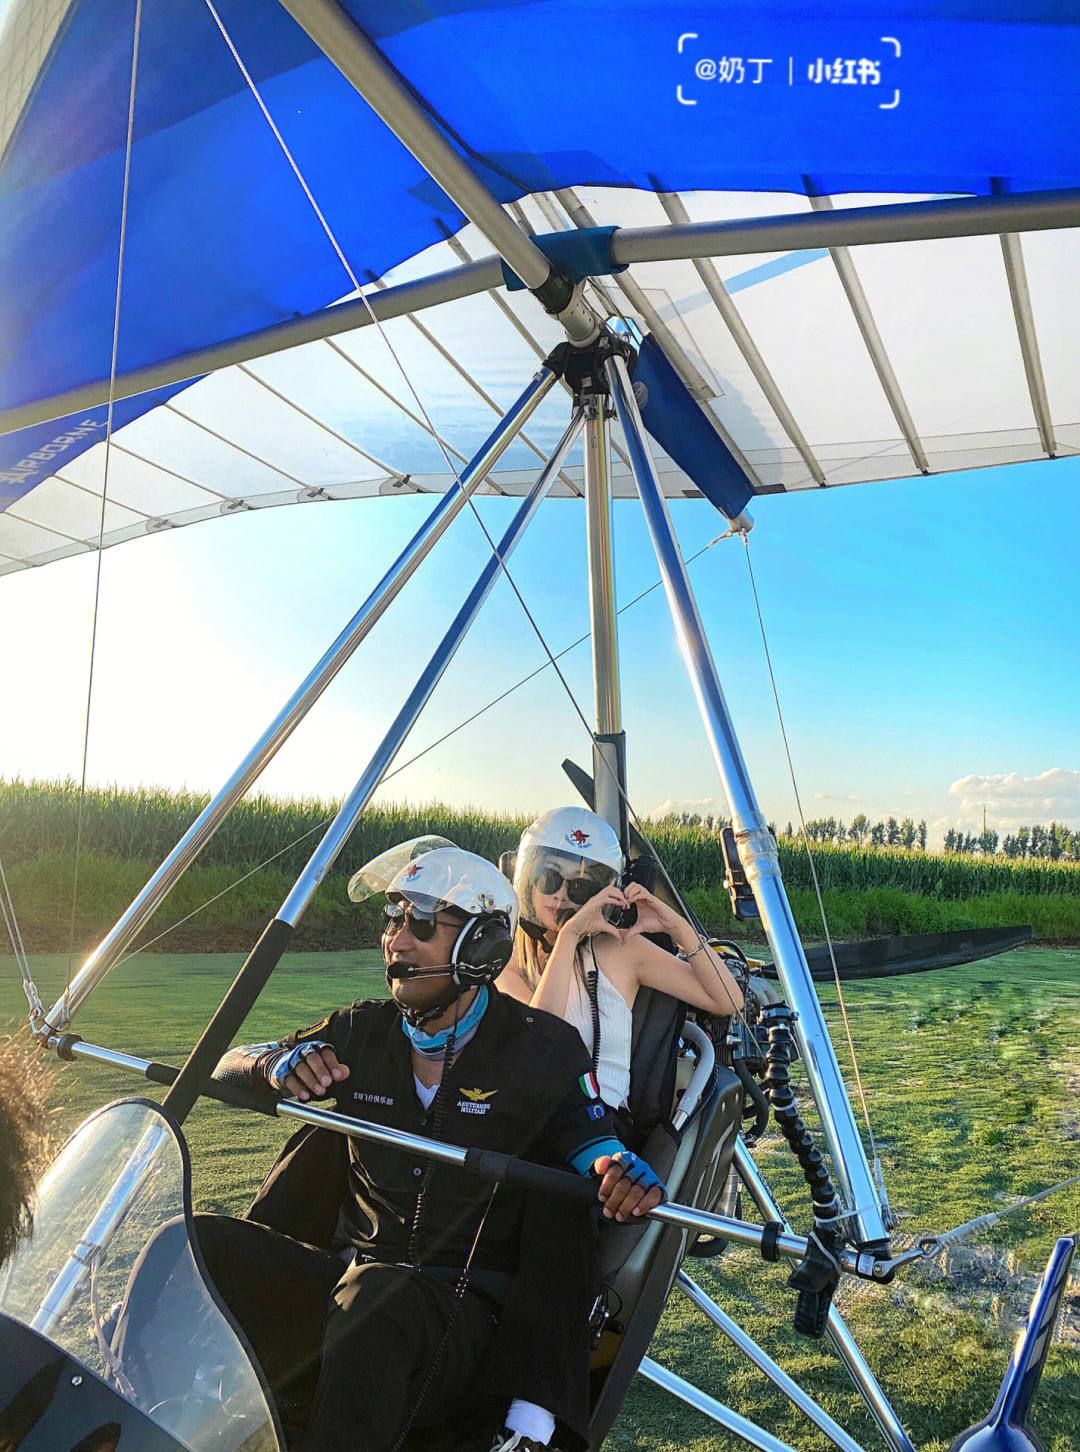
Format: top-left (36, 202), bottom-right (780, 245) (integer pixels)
top-left (384, 909), bottom-right (514, 989)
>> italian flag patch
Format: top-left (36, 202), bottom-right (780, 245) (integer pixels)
top-left (579, 1071), bottom-right (600, 1099)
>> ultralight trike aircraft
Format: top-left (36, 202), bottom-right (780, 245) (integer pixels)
top-left (1, 1), bottom-right (1078, 1449)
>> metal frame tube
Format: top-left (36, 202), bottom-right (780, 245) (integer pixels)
top-left (31, 1121), bottom-right (169, 1336)
top-left (604, 351), bottom-right (888, 1249)
top-left (45, 366), bottom-right (557, 1030)
top-left (276, 0), bottom-right (598, 344)
top-left (48, 1037), bottom-right (908, 1282)
top-left (583, 400), bottom-right (625, 834)
top-left (10, 189), bottom-right (1080, 439)
top-left (611, 187), bottom-right (1080, 266)
top-left (585, 404), bottom-right (620, 736)
top-left (638, 1357), bottom-right (798, 1452)
top-left (735, 1141), bottom-right (917, 1452)
top-left (676, 1272), bottom-right (867, 1452)
top-left (1, 256), bottom-right (504, 438)
top-left (277, 408), bottom-right (584, 924)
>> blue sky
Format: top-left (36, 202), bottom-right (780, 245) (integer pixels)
top-left (2, 444), bottom-right (1077, 849)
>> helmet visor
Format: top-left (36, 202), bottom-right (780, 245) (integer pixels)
top-left (347, 835), bottom-right (456, 903)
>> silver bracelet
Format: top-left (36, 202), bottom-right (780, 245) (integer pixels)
top-left (676, 942), bottom-right (707, 962)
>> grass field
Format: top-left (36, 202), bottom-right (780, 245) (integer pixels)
top-left (2, 946), bottom-right (1078, 1450)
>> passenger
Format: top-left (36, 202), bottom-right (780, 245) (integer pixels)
top-left (147, 845), bottom-right (665, 1452)
top-left (497, 808), bottom-right (743, 1129)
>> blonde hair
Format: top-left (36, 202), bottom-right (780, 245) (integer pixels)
top-left (516, 921), bottom-right (590, 993)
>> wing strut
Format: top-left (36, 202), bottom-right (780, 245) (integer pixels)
top-left (43, 366), bottom-right (558, 1032)
top-left (605, 351), bottom-right (891, 1251)
top-left (161, 406), bottom-right (584, 1124)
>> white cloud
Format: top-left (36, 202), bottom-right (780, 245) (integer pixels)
top-left (812, 791), bottom-right (863, 803)
top-left (947, 768), bottom-right (1080, 830)
top-left (649, 796), bottom-right (725, 820)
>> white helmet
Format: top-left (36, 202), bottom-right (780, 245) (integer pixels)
top-left (513, 807), bottom-right (624, 932)
top-left (386, 846), bottom-right (520, 936)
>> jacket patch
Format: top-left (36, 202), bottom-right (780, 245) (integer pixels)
top-left (457, 1094), bottom-right (494, 1115)
top-left (579, 1072), bottom-right (600, 1099)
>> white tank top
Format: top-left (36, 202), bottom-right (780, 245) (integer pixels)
top-left (563, 940), bottom-right (633, 1111)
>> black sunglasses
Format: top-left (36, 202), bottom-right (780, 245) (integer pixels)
top-left (533, 866), bottom-right (612, 905)
top-left (383, 899), bottom-right (456, 942)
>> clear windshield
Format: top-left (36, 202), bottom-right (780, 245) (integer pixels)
top-left (0, 1100), bottom-right (281, 1452)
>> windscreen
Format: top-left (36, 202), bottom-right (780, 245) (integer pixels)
top-left (0, 1100), bottom-right (281, 1452)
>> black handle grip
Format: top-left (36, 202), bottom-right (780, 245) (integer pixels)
top-left (144, 1058), bottom-right (281, 1117)
top-left (464, 1147), bottom-right (598, 1204)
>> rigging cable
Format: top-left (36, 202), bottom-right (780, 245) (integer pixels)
top-left (918, 1174), bottom-right (1080, 1256)
top-left (741, 534), bottom-right (888, 1216)
top-left (201, 0), bottom-right (735, 987)
top-left (105, 531), bottom-right (732, 969)
top-left (0, 857), bottom-right (43, 1028)
top-left (64, 0), bottom-right (144, 1012)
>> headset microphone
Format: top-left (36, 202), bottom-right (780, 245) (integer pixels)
top-left (385, 961), bottom-right (456, 980)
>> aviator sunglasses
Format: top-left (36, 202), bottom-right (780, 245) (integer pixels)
top-left (383, 898), bottom-right (456, 941)
top-left (533, 865), bottom-right (612, 904)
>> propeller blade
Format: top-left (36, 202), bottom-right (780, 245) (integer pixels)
top-left (761, 925), bottom-right (1033, 982)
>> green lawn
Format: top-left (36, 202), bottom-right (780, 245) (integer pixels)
top-left (2, 946), bottom-right (1078, 1450)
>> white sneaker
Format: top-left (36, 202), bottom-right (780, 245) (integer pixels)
top-left (488, 1432), bottom-right (551, 1452)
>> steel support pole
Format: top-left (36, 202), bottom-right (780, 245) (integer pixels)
top-left (45, 366), bottom-right (557, 1032)
top-left (611, 187), bottom-right (1080, 266)
top-left (0, 256), bottom-right (505, 438)
top-left (276, 0), bottom-right (599, 345)
top-left (604, 352), bottom-right (888, 1250)
top-left (583, 400), bottom-right (625, 838)
top-left (12, 190), bottom-right (1080, 439)
top-left (675, 1273), bottom-right (868, 1452)
top-left (734, 1141), bottom-right (917, 1452)
top-left (277, 409), bottom-right (584, 924)
top-left (638, 1358), bottom-right (798, 1452)
top-left (161, 412), bottom-right (582, 1124)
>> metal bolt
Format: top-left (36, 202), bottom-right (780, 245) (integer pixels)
top-left (71, 1375), bottom-right (82, 1386)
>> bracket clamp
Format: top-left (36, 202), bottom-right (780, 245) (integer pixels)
top-left (545, 332), bottom-right (636, 404)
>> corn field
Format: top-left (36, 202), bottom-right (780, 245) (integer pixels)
top-left (4, 778), bottom-right (1080, 899)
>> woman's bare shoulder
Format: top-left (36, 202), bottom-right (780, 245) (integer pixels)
top-left (494, 965), bottom-right (533, 1003)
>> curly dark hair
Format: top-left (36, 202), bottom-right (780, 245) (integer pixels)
top-left (0, 1034), bottom-right (52, 1267)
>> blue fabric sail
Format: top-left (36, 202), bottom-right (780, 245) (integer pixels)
top-left (3, 0), bottom-right (1079, 491)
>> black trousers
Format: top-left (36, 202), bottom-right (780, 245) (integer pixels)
top-left (122, 1214), bottom-right (497, 1452)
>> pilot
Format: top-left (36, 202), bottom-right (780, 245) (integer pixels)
top-left (202, 844), bottom-right (666, 1452)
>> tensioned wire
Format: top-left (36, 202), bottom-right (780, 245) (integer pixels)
top-left (740, 534), bottom-right (883, 1191)
top-left (105, 530), bottom-right (735, 969)
top-left (64, 0), bottom-right (144, 1010)
top-left (200, 0), bottom-right (737, 988)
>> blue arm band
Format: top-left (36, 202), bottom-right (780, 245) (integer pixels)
top-left (569, 1137), bottom-right (626, 1176)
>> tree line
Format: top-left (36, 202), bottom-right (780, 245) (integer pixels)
top-left (657, 808), bottom-right (1080, 863)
